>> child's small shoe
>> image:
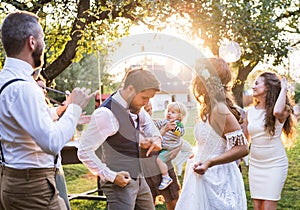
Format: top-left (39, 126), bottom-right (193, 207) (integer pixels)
top-left (158, 177), bottom-right (173, 190)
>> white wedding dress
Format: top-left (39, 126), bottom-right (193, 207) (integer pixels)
top-left (175, 121), bottom-right (247, 210)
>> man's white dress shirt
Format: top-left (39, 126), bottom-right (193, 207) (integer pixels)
top-left (0, 58), bottom-right (82, 169)
top-left (77, 90), bottom-right (161, 183)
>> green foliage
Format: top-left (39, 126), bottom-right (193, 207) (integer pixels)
top-left (0, 1), bottom-right (299, 106)
top-left (70, 200), bottom-right (107, 210)
top-left (1, 1), bottom-right (298, 70)
top-left (53, 53), bottom-right (99, 93)
top-left (64, 164), bottom-right (107, 209)
top-left (142, 0), bottom-right (300, 106)
top-left (63, 164), bottom-right (90, 182)
top-left (47, 52), bottom-right (120, 113)
top-left (294, 83), bottom-right (300, 104)
top-left (0, 1), bottom-right (140, 77)
top-left (142, 0), bottom-right (298, 62)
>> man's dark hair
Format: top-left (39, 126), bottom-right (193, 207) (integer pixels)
top-left (1, 11), bottom-right (40, 56)
top-left (123, 69), bottom-right (160, 93)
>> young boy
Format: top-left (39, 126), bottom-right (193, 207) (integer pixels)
top-left (155, 102), bottom-right (187, 190)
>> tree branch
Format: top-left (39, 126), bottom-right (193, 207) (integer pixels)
top-left (43, 0), bottom-right (90, 80)
top-left (276, 9), bottom-right (300, 21)
top-left (43, 0), bottom-right (139, 80)
top-left (8, 0), bottom-right (52, 13)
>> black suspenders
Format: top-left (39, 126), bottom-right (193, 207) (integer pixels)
top-left (0, 78), bottom-right (59, 165)
top-left (0, 78), bottom-right (25, 94)
top-left (0, 79), bottom-right (25, 163)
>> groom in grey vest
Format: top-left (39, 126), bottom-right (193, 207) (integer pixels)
top-left (77, 69), bottom-right (162, 210)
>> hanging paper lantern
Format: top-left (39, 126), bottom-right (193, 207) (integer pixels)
top-left (219, 41), bottom-right (241, 63)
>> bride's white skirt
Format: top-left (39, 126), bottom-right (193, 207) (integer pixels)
top-left (175, 158), bottom-right (247, 210)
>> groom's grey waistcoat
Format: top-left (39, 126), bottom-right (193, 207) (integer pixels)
top-left (98, 95), bottom-right (141, 179)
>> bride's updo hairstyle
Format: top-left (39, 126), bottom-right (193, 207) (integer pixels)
top-left (192, 57), bottom-right (241, 123)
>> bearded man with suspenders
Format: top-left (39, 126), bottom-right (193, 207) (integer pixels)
top-left (0, 11), bottom-right (94, 210)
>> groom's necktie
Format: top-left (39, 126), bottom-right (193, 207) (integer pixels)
top-left (129, 113), bottom-right (139, 129)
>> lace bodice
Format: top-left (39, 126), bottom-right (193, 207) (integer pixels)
top-left (193, 121), bottom-right (226, 162)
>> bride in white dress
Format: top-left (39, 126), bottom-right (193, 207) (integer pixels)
top-left (175, 58), bottom-right (248, 210)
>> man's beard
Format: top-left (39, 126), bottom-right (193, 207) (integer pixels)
top-left (32, 46), bottom-right (44, 68)
top-left (129, 104), bottom-right (141, 114)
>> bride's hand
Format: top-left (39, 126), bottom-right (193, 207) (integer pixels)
top-left (193, 161), bottom-right (210, 175)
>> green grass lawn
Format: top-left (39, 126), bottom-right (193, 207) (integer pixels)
top-left (65, 108), bottom-right (300, 209)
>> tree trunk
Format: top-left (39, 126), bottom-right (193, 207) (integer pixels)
top-left (42, 0), bottom-right (90, 80)
top-left (232, 62), bottom-right (256, 108)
